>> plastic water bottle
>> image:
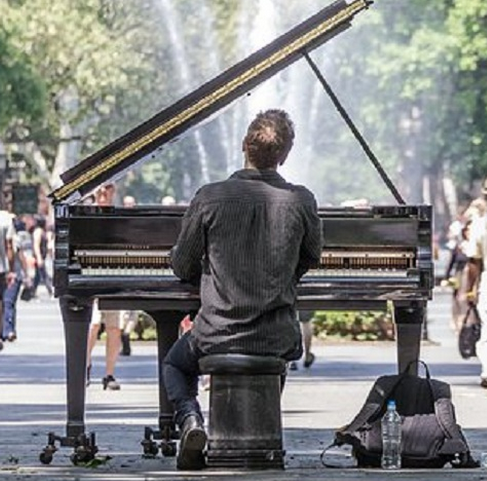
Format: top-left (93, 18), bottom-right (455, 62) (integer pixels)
top-left (381, 399), bottom-right (402, 469)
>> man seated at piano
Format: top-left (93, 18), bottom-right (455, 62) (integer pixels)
top-left (163, 109), bottom-right (322, 470)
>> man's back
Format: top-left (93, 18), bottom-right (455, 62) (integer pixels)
top-left (172, 168), bottom-right (321, 359)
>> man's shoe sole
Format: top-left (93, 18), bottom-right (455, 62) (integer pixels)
top-left (182, 426), bottom-right (207, 451)
top-left (177, 427), bottom-right (207, 470)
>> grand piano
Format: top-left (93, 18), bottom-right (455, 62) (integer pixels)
top-left (41, 0), bottom-right (434, 464)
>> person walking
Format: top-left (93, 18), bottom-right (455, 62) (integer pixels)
top-left (119, 194), bottom-right (138, 357)
top-left (2, 217), bottom-right (33, 343)
top-left (31, 215), bottom-right (53, 298)
top-left (86, 184), bottom-right (123, 390)
top-left (465, 181), bottom-right (487, 388)
top-left (163, 109), bottom-right (322, 470)
top-left (0, 209), bottom-right (16, 352)
top-left (289, 311), bottom-right (316, 370)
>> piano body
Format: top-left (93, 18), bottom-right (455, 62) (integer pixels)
top-left (42, 0), bottom-right (434, 464)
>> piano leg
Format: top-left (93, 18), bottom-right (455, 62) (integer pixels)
top-left (394, 301), bottom-right (426, 375)
top-left (40, 296), bottom-right (97, 465)
top-left (141, 310), bottom-right (181, 458)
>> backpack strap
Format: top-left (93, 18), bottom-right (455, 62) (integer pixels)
top-left (429, 377), bottom-right (478, 468)
top-left (341, 362), bottom-right (429, 435)
top-left (335, 402), bottom-right (381, 440)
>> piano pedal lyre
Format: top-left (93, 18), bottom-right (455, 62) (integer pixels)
top-left (39, 431), bottom-right (98, 465)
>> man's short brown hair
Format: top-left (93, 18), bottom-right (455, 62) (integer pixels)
top-left (243, 109), bottom-right (295, 169)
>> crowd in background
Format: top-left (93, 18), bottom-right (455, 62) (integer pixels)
top-left (442, 197), bottom-right (486, 331)
top-left (440, 180), bottom-right (487, 389)
top-left (0, 211), bottom-right (54, 352)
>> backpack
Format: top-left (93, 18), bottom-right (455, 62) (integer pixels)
top-left (321, 361), bottom-right (478, 469)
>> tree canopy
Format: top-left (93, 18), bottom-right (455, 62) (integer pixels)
top-left (1, 0), bottom-right (487, 233)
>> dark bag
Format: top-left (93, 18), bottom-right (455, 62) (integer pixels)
top-left (321, 361), bottom-right (478, 469)
top-left (458, 303), bottom-right (481, 359)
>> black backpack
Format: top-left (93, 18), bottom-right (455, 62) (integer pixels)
top-left (322, 361), bottom-right (478, 469)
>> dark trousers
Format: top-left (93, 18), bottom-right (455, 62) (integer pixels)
top-left (2, 278), bottom-right (22, 339)
top-left (162, 331), bottom-right (204, 427)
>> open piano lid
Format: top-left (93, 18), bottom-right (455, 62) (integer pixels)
top-left (50, 0), bottom-right (372, 204)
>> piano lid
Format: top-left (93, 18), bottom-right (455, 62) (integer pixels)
top-left (50, 0), bottom-right (373, 204)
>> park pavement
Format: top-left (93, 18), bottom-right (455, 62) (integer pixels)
top-left (0, 287), bottom-right (487, 480)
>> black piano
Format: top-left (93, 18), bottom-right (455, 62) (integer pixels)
top-left (41, 0), bottom-right (434, 464)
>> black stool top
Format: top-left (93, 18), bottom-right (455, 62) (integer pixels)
top-left (199, 354), bottom-right (286, 375)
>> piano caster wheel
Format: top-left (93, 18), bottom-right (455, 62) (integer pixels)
top-left (160, 440), bottom-right (177, 457)
top-left (141, 439), bottom-right (159, 458)
top-left (39, 447), bottom-right (55, 465)
top-left (70, 445), bottom-right (96, 465)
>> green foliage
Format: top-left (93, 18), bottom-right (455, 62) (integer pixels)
top-left (312, 310), bottom-right (394, 341)
top-left (1, 0), bottom-right (173, 185)
top-left (0, 26), bottom-right (45, 131)
top-left (2, 0), bottom-right (487, 212)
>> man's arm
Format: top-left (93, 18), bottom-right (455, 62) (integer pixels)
top-left (295, 200), bottom-right (322, 280)
top-left (171, 199), bottom-right (205, 284)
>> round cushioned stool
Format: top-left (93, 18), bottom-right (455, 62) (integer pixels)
top-left (199, 354), bottom-right (286, 469)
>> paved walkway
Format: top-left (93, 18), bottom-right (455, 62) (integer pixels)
top-left (0, 288), bottom-right (486, 480)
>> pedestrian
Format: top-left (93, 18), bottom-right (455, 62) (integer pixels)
top-left (442, 219), bottom-right (472, 332)
top-left (119, 194), bottom-right (138, 356)
top-left (465, 179), bottom-right (487, 388)
top-left (86, 184), bottom-right (123, 390)
top-left (0, 209), bottom-right (16, 352)
top-left (31, 215), bottom-right (53, 298)
top-left (163, 109), bottom-right (322, 470)
top-left (289, 311), bottom-right (316, 370)
top-left (2, 217), bottom-right (33, 342)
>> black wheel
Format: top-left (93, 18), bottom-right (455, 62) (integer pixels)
top-left (142, 441), bottom-right (158, 458)
top-left (70, 447), bottom-right (95, 465)
top-left (160, 441), bottom-right (177, 457)
top-left (70, 452), bottom-right (80, 466)
top-left (39, 450), bottom-right (53, 465)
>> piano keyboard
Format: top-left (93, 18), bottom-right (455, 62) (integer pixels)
top-left (74, 248), bottom-right (415, 279)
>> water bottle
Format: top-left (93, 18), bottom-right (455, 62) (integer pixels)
top-left (381, 399), bottom-right (402, 469)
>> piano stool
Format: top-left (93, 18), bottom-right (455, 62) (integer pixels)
top-left (199, 354), bottom-right (287, 469)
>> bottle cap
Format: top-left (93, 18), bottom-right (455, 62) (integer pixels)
top-left (387, 400), bottom-right (396, 409)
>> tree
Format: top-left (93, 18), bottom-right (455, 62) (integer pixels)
top-left (0, 0), bottom-right (173, 190)
top-left (0, 25), bottom-right (45, 134)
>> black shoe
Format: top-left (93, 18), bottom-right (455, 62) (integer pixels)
top-left (120, 333), bottom-right (131, 356)
top-left (289, 361), bottom-right (298, 371)
top-left (177, 415), bottom-right (207, 470)
top-left (0, 339), bottom-right (3, 352)
top-left (303, 352), bottom-right (315, 369)
top-left (481, 378), bottom-right (487, 389)
top-left (102, 375), bottom-right (121, 391)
